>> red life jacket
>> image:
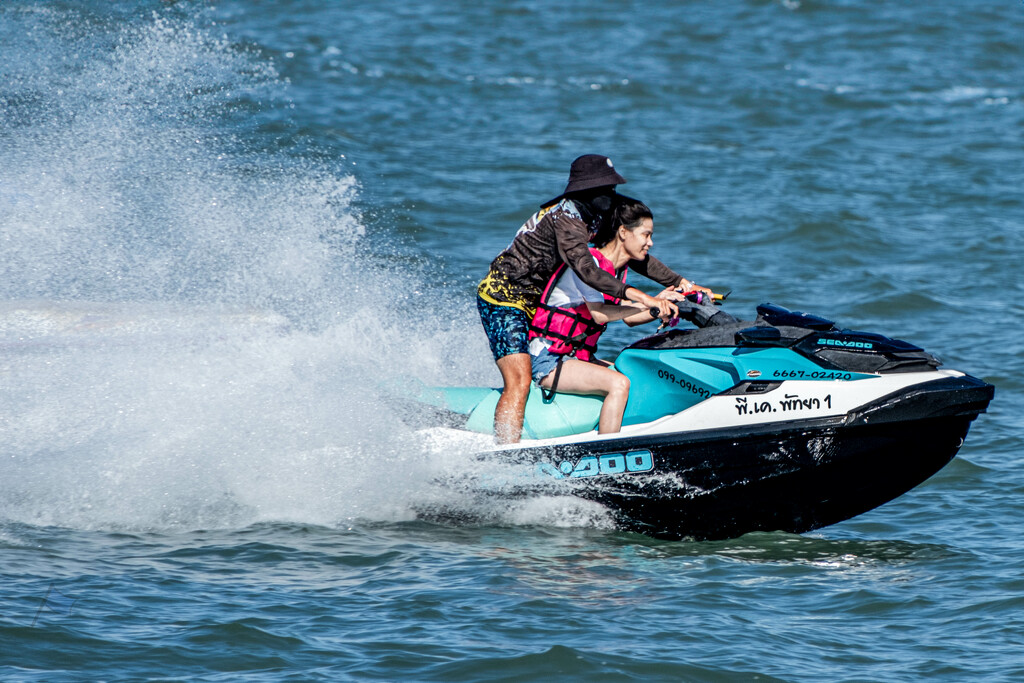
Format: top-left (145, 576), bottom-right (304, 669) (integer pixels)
top-left (528, 248), bottom-right (626, 362)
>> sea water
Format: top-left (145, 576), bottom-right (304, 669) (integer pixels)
top-left (1, 1), bottom-right (1022, 680)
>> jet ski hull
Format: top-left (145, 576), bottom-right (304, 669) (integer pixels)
top-left (415, 304), bottom-right (994, 540)
top-left (482, 374), bottom-right (993, 540)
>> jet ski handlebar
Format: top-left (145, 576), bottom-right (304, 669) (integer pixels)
top-left (650, 289), bottom-right (730, 317)
top-left (650, 289), bottom-right (737, 330)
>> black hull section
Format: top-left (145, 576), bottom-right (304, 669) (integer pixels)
top-left (504, 375), bottom-right (993, 541)
top-left (591, 416), bottom-right (972, 540)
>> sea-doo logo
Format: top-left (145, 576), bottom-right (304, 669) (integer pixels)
top-left (817, 337), bottom-right (874, 350)
top-left (537, 450), bottom-right (654, 480)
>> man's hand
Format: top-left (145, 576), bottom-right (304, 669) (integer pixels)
top-left (677, 278), bottom-right (714, 298)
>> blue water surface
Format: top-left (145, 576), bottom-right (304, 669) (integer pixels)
top-left (1, 1), bottom-right (1022, 680)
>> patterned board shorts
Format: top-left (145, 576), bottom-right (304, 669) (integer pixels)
top-left (477, 296), bottom-right (531, 361)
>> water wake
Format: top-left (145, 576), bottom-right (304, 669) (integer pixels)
top-left (0, 5), bottom-right (544, 532)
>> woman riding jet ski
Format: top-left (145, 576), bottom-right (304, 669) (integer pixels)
top-left (527, 197), bottom-right (734, 435)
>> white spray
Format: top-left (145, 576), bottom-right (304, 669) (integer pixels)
top-left (0, 7), bottom-right (610, 532)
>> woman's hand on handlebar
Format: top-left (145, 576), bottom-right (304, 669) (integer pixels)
top-left (657, 286), bottom-right (692, 303)
top-left (638, 293), bottom-right (678, 321)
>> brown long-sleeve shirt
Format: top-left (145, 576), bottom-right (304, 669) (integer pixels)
top-left (478, 199), bottom-right (682, 315)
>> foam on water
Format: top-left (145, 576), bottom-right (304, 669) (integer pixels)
top-left (0, 7), bottom-right (534, 532)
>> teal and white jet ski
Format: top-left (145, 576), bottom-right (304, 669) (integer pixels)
top-left (416, 303), bottom-right (994, 540)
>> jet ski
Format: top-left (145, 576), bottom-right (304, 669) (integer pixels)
top-left (415, 303), bottom-right (994, 541)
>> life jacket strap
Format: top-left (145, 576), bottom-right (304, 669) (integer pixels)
top-left (540, 355), bottom-right (564, 404)
top-left (540, 329), bottom-right (600, 403)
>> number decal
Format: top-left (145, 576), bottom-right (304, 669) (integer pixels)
top-left (772, 370), bottom-right (853, 381)
top-left (657, 369), bottom-right (711, 399)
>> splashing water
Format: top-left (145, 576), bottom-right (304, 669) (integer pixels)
top-left (0, 6), bottom-right (555, 531)
top-left (1, 8), bottom-right (354, 313)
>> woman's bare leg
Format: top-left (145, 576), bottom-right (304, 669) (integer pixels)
top-left (538, 359), bottom-right (630, 433)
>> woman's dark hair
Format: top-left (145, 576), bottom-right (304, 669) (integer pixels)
top-left (593, 195), bottom-right (653, 247)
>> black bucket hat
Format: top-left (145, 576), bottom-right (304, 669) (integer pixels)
top-left (542, 154), bottom-right (627, 207)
